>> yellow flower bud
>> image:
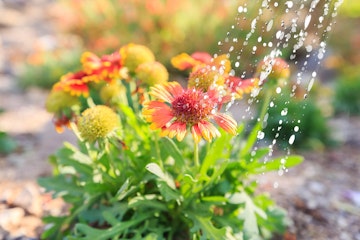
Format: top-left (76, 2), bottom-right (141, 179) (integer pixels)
top-left (100, 82), bottom-right (125, 103)
top-left (77, 105), bottom-right (120, 142)
top-left (188, 66), bottom-right (225, 91)
top-left (45, 90), bottom-right (80, 113)
top-left (120, 43), bottom-right (155, 72)
top-left (136, 61), bottom-right (169, 86)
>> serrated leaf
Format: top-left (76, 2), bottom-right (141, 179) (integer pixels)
top-left (146, 163), bottom-right (176, 189)
top-left (159, 137), bottom-right (185, 169)
top-left (38, 175), bottom-right (84, 197)
top-left (251, 155), bottom-right (303, 174)
top-left (128, 195), bottom-right (167, 211)
top-left (188, 213), bottom-right (227, 240)
top-left (69, 213), bottom-right (151, 240)
top-left (157, 181), bottom-right (180, 202)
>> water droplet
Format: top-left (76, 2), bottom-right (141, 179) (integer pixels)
top-left (307, 78), bottom-right (315, 92)
top-left (266, 19), bottom-right (274, 32)
top-left (258, 36), bottom-right (262, 42)
top-left (276, 30), bottom-right (284, 40)
top-left (276, 87), bottom-right (282, 94)
top-left (304, 14), bottom-right (312, 30)
top-left (235, 62), bottom-right (240, 68)
top-left (289, 134), bottom-right (296, 145)
top-left (285, 1), bottom-right (293, 8)
top-left (294, 126), bottom-right (299, 132)
top-left (269, 101), bottom-right (274, 107)
top-left (257, 131), bottom-right (265, 140)
top-left (305, 45), bottom-right (313, 52)
top-left (281, 108), bottom-right (288, 116)
top-left (273, 182), bottom-right (279, 188)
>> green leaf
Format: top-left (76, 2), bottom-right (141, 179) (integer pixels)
top-left (159, 137), bottom-right (185, 169)
top-left (240, 122), bottom-right (261, 157)
top-left (157, 181), bottom-right (181, 202)
top-left (188, 213), bottom-right (227, 240)
top-left (146, 163), bottom-right (176, 189)
top-left (38, 175), bottom-right (84, 197)
top-left (251, 155), bottom-right (303, 174)
top-left (112, 178), bottom-right (138, 202)
top-left (128, 194), bottom-right (167, 211)
top-left (69, 213), bottom-right (151, 240)
top-left (200, 131), bottom-right (232, 176)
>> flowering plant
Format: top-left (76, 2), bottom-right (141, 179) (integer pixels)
top-left (40, 43), bottom-right (302, 240)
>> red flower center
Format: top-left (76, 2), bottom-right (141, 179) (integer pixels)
top-left (171, 90), bottom-right (216, 125)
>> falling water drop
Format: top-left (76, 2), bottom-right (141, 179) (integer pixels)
top-left (285, 1), bottom-right (293, 8)
top-left (304, 14), bottom-right (312, 30)
top-left (307, 77), bottom-right (315, 92)
top-left (267, 19), bottom-right (274, 32)
top-left (288, 134), bottom-right (296, 145)
top-left (281, 108), bottom-right (288, 116)
top-left (276, 87), bottom-right (282, 94)
top-left (257, 131), bottom-right (265, 140)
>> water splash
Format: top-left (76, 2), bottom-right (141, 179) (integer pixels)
top-left (217, 0), bottom-right (343, 175)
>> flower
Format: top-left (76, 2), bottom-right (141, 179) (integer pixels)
top-left (142, 82), bottom-right (237, 143)
top-left (188, 65), bottom-right (226, 91)
top-left (45, 89), bottom-right (80, 114)
top-left (171, 52), bottom-right (212, 70)
top-left (224, 76), bottom-right (259, 99)
top-left (81, 51), bottom-right (122, 83)
top-left (99, 81), bottom-right (125, 104)
top-left (135, 61), bottom-right (169, 86)
top-left (119, 43), bottom-right (155, 72)
top-left (77, 105), bottom-right (120, 142)
top-left (54, 71), bottom-right (89, 97)
top-left (171, 52), bottom-right (230, 74)
top-left (256, 57), bottom-right (290, 84)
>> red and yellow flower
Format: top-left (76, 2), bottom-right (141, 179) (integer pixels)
top-left (81, 51), bottom-right (122, 83)
top-left (224, 76), bottom-right (259, 99)
top-left (142, 82), bottom-right (237, 143)
top-left (54, 71), bottom-right (89, 97)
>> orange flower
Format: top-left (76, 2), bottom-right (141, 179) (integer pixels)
top-left (224, 76), bottom-right (259, 99)
top-left (54, 71), bottom-right (89, 97)
top-left (171, 52), bottom-right (231, 74)
top-left (81, 51), bottom-right (122, 83)
top-left (171, 52), bottom-right (212, 71)
top-left (142, 82), bottom-right (237, 143)
top-left (256, 57), bottom-right (290, 84)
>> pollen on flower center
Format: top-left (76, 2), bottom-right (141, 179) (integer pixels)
top-left (171, 90), bottom-right (215, 124)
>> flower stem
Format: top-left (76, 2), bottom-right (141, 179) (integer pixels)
top-left (194, 142), bottom-right (199, 167)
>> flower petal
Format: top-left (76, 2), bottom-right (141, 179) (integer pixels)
top-left (213, 113), bottom-right (237, 135)
top-left (191, 124), bottom-right (202, 143)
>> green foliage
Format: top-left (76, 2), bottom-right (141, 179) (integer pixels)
top-left (18, 48), bottom-right (82, 89)
top-left (39, 108), bottom-right (302, 239)
top-left (260, 88), bottom-right (332, 150)
top-left (0, 131), bottom-right (17, 155)
top-left (39, 47), bottom-right (302, 239)
top-left (333, 67), bottom-right (360, 116)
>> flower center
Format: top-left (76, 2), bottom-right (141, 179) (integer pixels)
top-left (171, 90), bottom-right (215, 125)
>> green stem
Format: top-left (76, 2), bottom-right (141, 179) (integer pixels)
top-left (259, 88), bottom-right (273, 126)
top-left (154, 133), bottom-right (164, 169)
top-left (194, 142), bottom-right (199, 168)
top-left (240, 88), bottom-right (273, 156)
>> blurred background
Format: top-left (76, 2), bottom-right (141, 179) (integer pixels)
top-left (0, 0), bottom-right (359, 239)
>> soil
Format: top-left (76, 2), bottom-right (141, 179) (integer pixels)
top-left (0, 1), bottom-right (359, 239)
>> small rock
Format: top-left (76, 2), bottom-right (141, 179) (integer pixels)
top-left (0, 207), bottom-right (25, 231)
